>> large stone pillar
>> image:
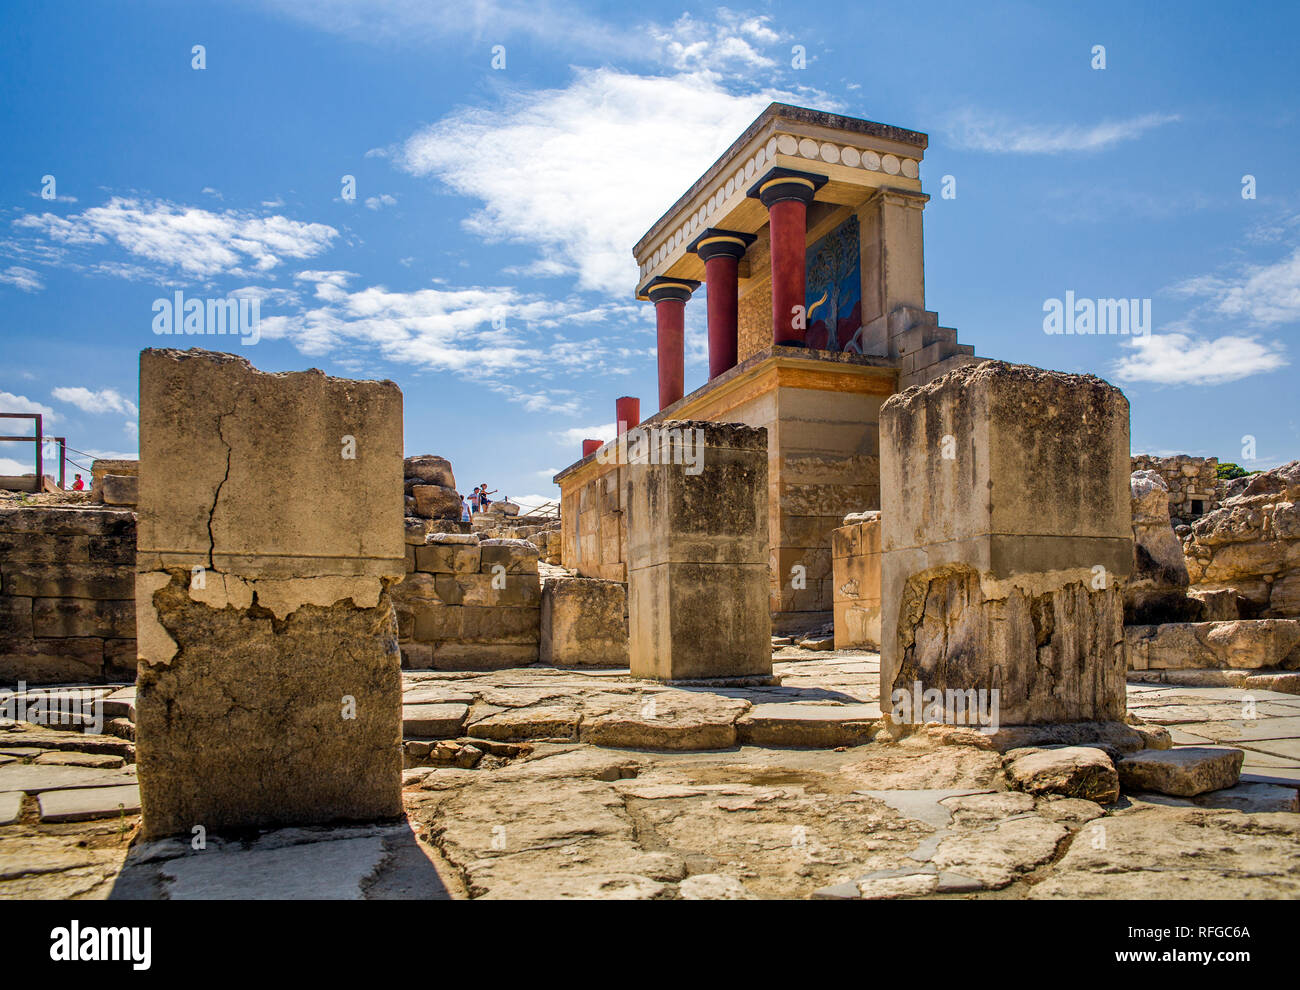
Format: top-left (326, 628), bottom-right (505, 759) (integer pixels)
top-left (134, 348), bottom-right (405, 838)
top-left (688, 228), bottom-right (757, 379)
top-left (879, 361), bottom-right (1132, 726)
top-left (747, 168), bottom-right (828, 347)
top-left (638, 277), bottom-right (699, 411)
top-left (625, 421), bottom-right (770, 681)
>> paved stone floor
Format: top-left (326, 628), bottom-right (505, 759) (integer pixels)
top-left (2, 648), bottom-right (1299, 899)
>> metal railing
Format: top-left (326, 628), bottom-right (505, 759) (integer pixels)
top-left (0, 413), bottom-right (66, 490)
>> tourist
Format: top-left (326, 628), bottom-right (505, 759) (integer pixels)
top-left (460, 494), bottom-right (470, 523)
top-left (71, 474), bottom-right (84, 492)
top-left (477, 483), bottom-right (498, 512)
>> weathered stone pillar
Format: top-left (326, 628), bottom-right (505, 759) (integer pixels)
top-left (134, 348), bottom-right (405, 838)
top-left (638, 277), bottom-right (699, 410)
top-left (625, 421), bottom-right (770, 681)
top-left (747, 168), bottom-right (828, 347)
top-left (879, 361), bottom-right (1132, 725)
top-left (688, 228), bottom-right (757, 380)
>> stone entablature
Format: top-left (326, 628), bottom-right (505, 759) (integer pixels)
top-left (634, 104), bottom-right (925, 288)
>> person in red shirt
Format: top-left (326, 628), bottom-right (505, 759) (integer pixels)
top-left (71, 474), bottom-right (84, 492)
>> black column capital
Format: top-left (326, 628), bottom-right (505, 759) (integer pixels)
top-left (745, 166), bottom-right (829, 208)
top-left (636, 275), bottom-right (701, 303)
top-left (686, 227), bottom-right (758, 262)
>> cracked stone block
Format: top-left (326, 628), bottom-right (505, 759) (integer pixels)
top-left (134, 348), bottom-right (405, 838)
top-left (625, 422), bottom-right (771, 681)
top-left (880, 361), bottom-right (1132, 725)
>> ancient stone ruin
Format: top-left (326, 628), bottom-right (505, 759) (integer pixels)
top-left (3, 103), bottom-right (1298, 902)
top-left (133, 348), bottom-right (405, 838)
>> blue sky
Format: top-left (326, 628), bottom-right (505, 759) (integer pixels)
top-left (2, 0), bottom-right (1297, 503)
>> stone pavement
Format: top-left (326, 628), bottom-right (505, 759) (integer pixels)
top-left (2, 647), bottom-right (1298, 899)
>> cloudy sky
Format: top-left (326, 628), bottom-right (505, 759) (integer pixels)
top-left (2, 0), bottom-right (1297, 502)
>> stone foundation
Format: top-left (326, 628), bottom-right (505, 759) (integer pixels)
top-left (134, 348), bottom-right (405, 838)
top-left (0, 505), bottom-right (136, 684)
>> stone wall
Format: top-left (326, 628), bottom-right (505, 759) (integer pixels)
top-left (394, 529), bottom-right (541, 669)
top-left (563, 465), bottom-right (626, 582)
top-left (0, 505), bottom-right (137, 684)
top-left (831, 510), bottom-right (881, 649)
top-left (1184, 460), bottom-right (1300, 618)
top-left (1131, 454), bottom-right (1218, 526)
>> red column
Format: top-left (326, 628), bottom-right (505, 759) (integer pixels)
top-left (705, 253), bottom-right (738, 376)
top-left (746, 168), bottom-right (827, 348)
top-left (582, 439), bottom-right (602, 457)
top-left (689, 228), bottom-right (756, 380)
top-left (639, 278), bottom-right (698, 411)
top-left (655, 296), bottom-right (685, 409)
top-left (615, 396), bottom-right (640, 434)
top-left (767, 198), bottom-right (809, 347)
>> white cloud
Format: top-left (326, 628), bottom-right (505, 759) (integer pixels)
top-left (0, 266), bottom-right (43, 292)
top-left (1112, 332), bottom-right (1288, 385)
top-left (262, 274), bottom-right (638, 413)
top-left (0, 391), bottom-right (56, 421)
top-left (365, 194), bottom-right (397, 211)
top-left (654, 11), bottom-right (783, 71)
top-left (510, 493), bottom-right (560, 513)
top-left (1174, 246), bottom-right (1300, 327)
top-left (554, 423), bottom-right (616, 446)
top-left (51, 386), bottom-right (139, 417)
top-left (396, 68), bottom-right (803, 297)
top-left (946, 110), bottom-right (1180, 154)
top-left (0, 456), bottom-right (39, 475)
top-left (14, 197), bottom-right (338, 278)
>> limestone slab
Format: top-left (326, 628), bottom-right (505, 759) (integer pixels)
top-left (38, 783), bottom-right (141, 822)
top-left (1117, 747), bottom-right (1244, 797)
top-left (0, 790), bottom-right (21, 824)
top-left (402, 703), bottom-right (468, 739)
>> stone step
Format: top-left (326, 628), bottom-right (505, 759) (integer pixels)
top-left (402, 703), bottom-right (468, 739)
top-left (736, 703), bottom-right (882, 748)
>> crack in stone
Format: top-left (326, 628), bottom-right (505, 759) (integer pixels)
top-left (207, 408), bottom-right (235, 571)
